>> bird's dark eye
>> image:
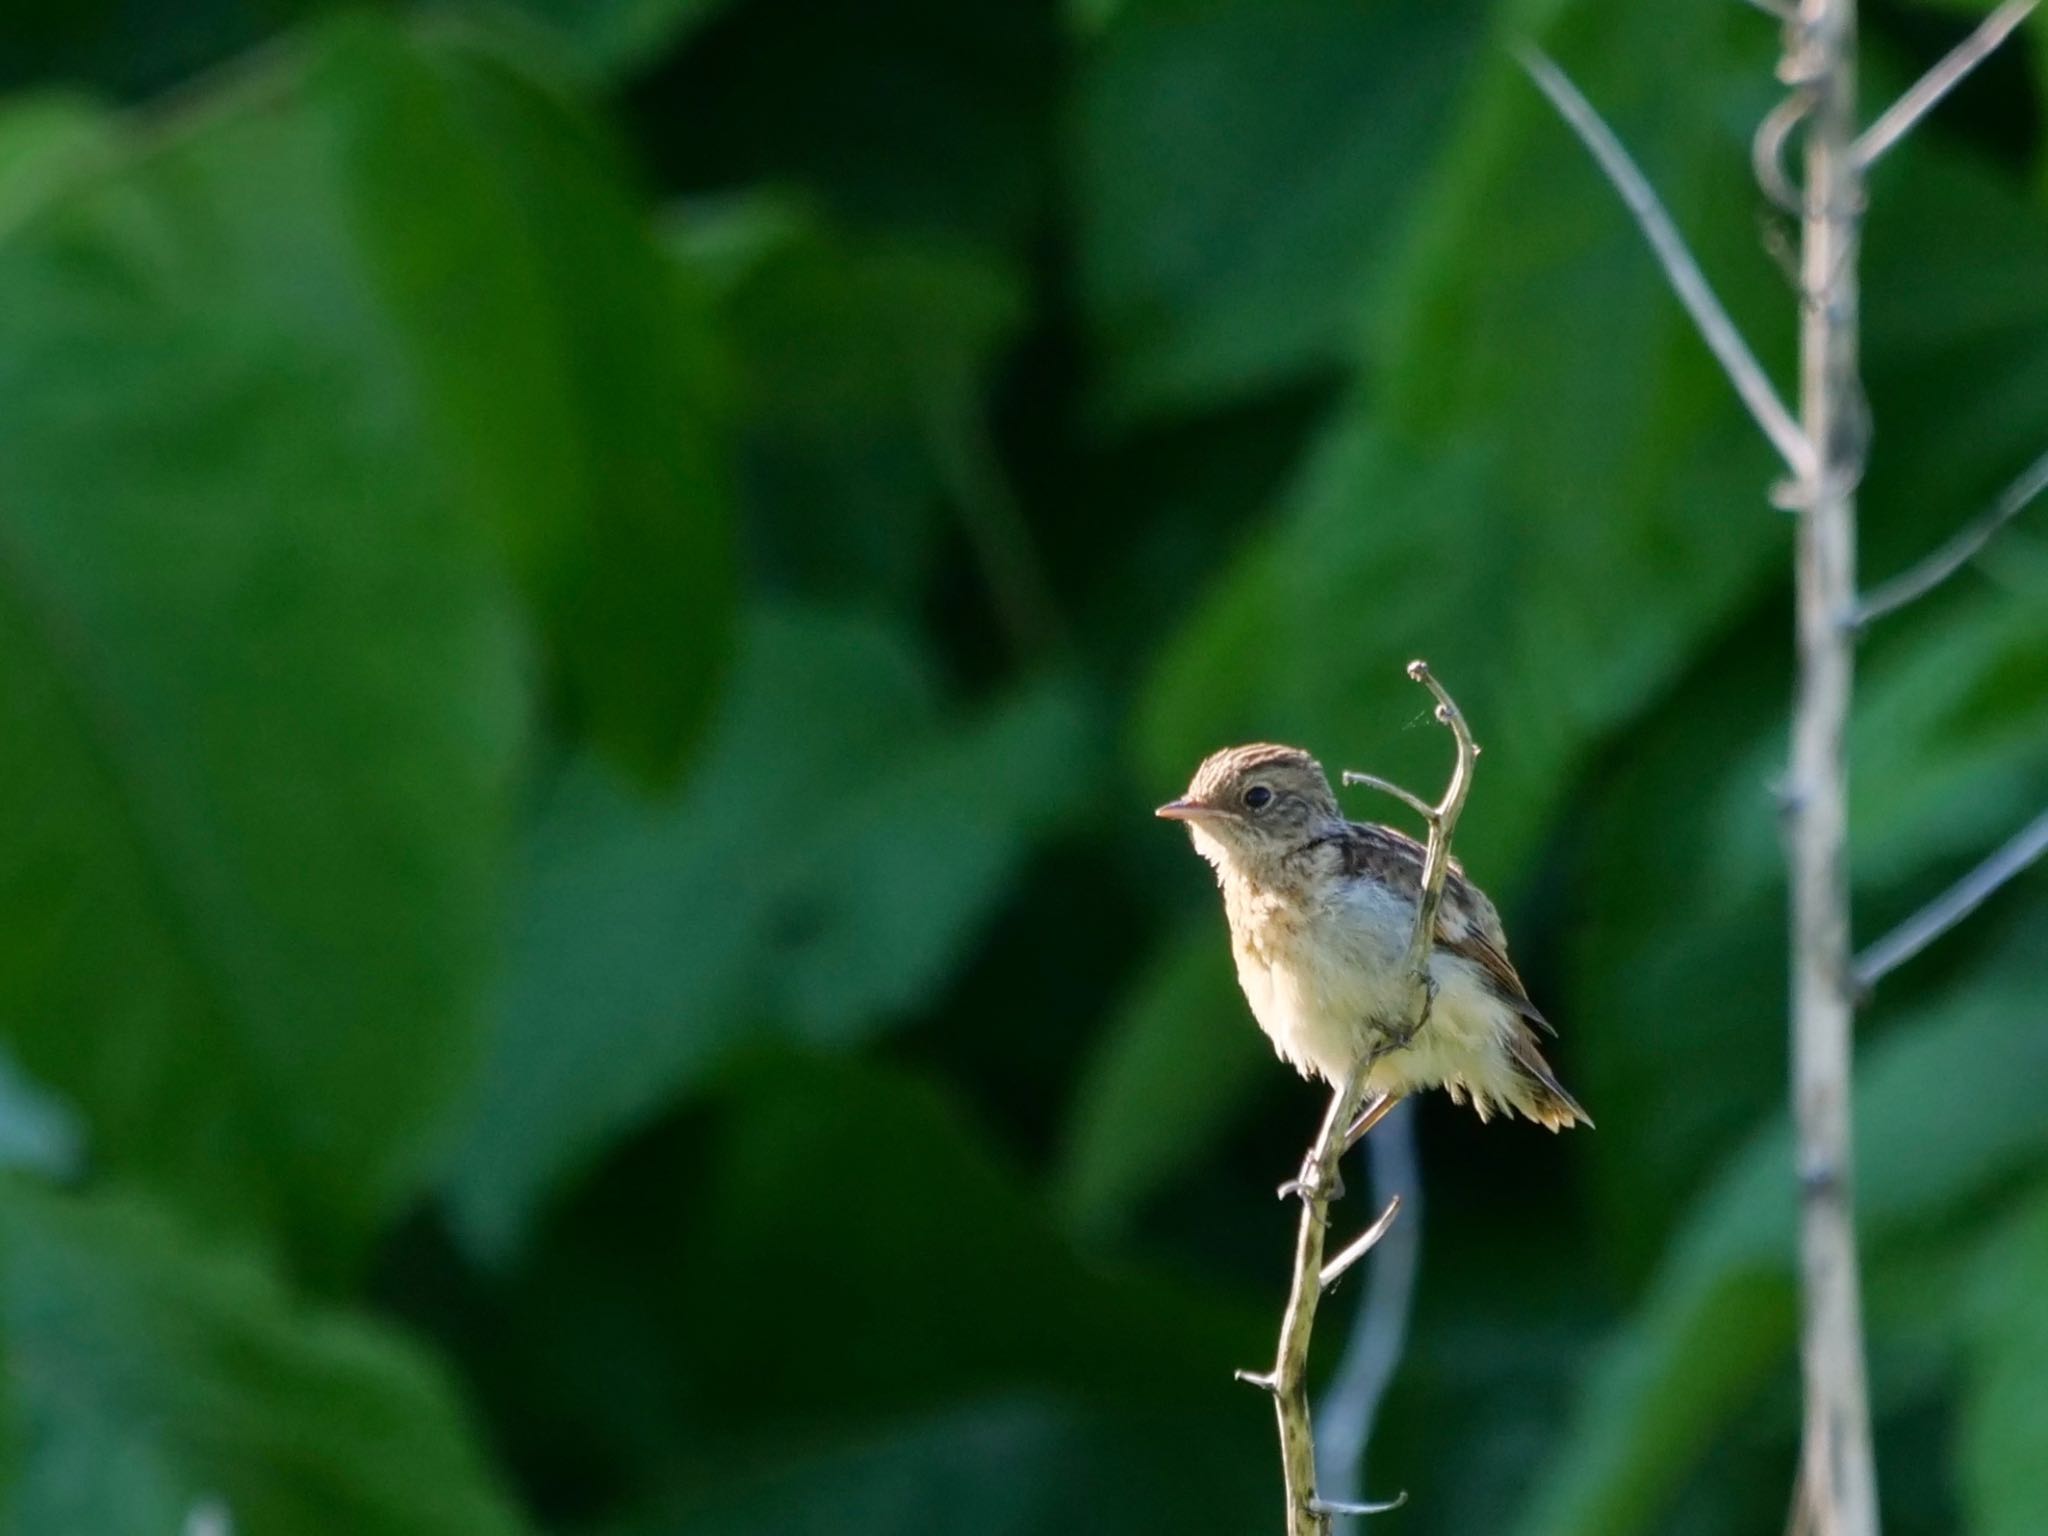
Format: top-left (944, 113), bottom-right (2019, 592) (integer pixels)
top-left (1243, 785), bottom-right (1273, 810)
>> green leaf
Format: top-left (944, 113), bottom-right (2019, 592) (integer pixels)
top-left (476, 0), bottom-right (730, 77)
top-left (1074, 0), bottom-right (1485, 420)
top-left (1055, 923), bottom-right (1270, 1239)
top-left (1957, 1185), bottom-right (2048, 1536)
top-left (1516, 912), bottom-right (2048, 1536)
top-left (603, 1397), bottom-right (1269, 1536)
top-left (647, 0), bottom-right (1060, 247)
top-left (424, 1055), bottom-right (1262, 1501)
top-left (441, 606), bottom-right (1094, 1260)
top-left (676, 203), bottom-right (1023, 616)
top-left (0, 96), bottom-right (110, 224)
top-left (416, 30), bottom-right (734, 781)
top-left (661, 1055), bottom-right (1254, 1429)
top-left (0, 58), bottom-right (532, 1271)
top-left (0, 1051), bottom-right (80, 1182)
top-left (0, 1181), bottom-right (527, 1536)
top-left (1138, 2), bottom-right (1790, 878)
top-left (0, 17), bottom-right (733, 1271)
top-left (1567, 581), bottom-right (2048, 1268)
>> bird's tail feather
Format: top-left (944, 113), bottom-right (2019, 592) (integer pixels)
top-left (1506, 1026), bottom-right (1593, 1131)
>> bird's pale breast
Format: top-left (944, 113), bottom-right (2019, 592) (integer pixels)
top-left (1225, 869), bottom-right (1526, 1108)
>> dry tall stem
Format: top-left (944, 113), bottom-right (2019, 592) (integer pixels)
top-left (1528, 2), bottom-right (2045, 1528)
top-left (1236, 661), bottom-right (1476, 1536)
top-left (1783, 6), bottom-right (1880, 1533)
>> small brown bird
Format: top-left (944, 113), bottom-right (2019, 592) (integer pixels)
top-left (1158, 743), bottom-right (1589, 1130)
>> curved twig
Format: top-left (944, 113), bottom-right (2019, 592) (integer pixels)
top-left (1754, 89), bottom-right (1815, 215)
top-left (1319, 1194), bottom-right (1404, 1291)
top-left (1340, 771), bottom-right (1436, 827)
top-left (1400, 662), bottom-right (1478, 988)
top-left (1238, 662), bottom-right (1479, 1536)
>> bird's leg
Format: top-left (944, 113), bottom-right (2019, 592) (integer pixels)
top-left (1342, 1090), bottom-right (1399, 1153)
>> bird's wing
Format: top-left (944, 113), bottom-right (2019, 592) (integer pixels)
top-left (1437, 921), bottom-right (1557, 1037)
top-left (1333, 821), bottom-right (1558, 1038)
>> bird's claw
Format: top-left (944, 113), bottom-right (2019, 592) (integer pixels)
top-left (1381, 976), bottom-right (1436, 1051)
top-left (1277, 1161), bottom-right (1344, 1204)
top-left (1415, 974), bottom-right (1439, 1028)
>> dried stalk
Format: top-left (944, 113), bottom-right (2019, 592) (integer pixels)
top-left (1236, 660), bottom-right (1476, 1536)
top-left (1528, 1), bottom-right (2042, 1529)
top-left (1782, 6), bottom-right (1881, 1532)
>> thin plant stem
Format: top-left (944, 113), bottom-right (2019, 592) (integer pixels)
top-left (1516, 45), bottom-right (1815, 482)
top-left (1314, 1099), bottom-right (1422, 1533)
top-left (1784, 3), bottom-right (1880, 1532)
top-left (1853, 0), bottom-right (2038, 169)
top-left (1853, 807), bottom-right (2048, 993)
top-left (1237, 662), bottom-right (1478, 1536)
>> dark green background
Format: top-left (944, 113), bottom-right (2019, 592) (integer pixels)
top-left (0, 0), bottom-right (2043, 1532)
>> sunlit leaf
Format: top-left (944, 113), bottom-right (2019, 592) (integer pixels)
top-left (0, 96), bottom-right (108, 221)
top-left (0, 53), bottom-right (530, 1273)
top-left (0, 15), bottom-right (732, 1272)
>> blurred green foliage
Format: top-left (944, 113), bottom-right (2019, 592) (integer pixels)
top-left (0, 1), bottom-right (2043, 1533)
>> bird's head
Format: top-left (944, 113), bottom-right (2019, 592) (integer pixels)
top-left (1156, 743), bottom-right (1340, 872)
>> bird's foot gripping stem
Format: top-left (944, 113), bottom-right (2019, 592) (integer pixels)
top-left (1276, 1156), bottom-right (1344, 1205)
top-left (1389, 975), bottom-right (1437, 1047)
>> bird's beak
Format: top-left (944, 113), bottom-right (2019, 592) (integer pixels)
top-left (1155, 798), bottom-right (1217, 822)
